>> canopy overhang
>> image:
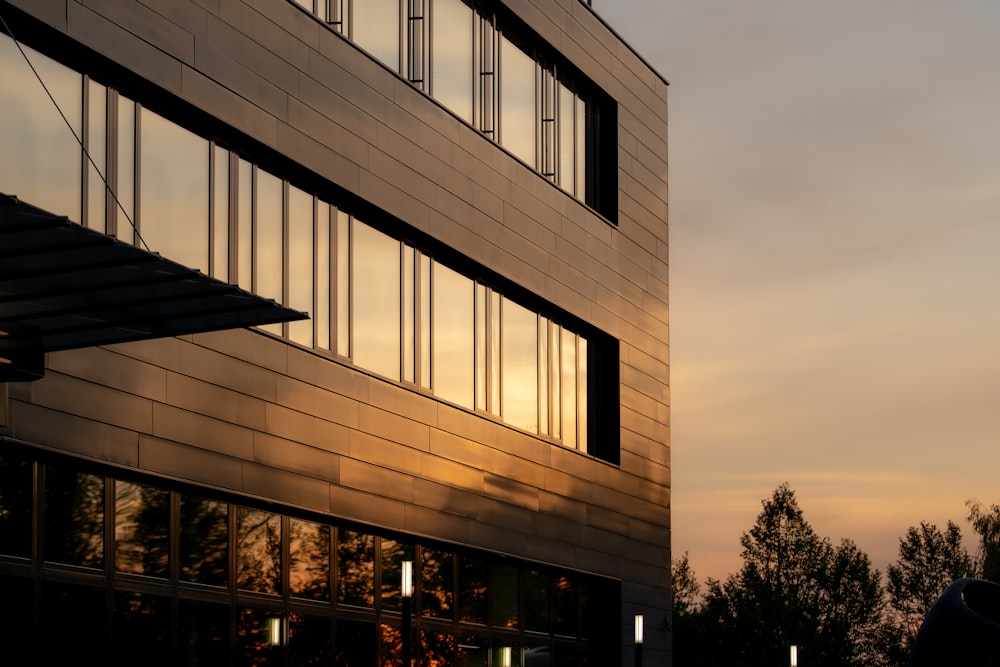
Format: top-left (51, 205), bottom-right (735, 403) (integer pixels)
top-left (0, 192), bottom-right (307, 381)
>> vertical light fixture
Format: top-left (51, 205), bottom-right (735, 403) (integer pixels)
top-left (402, 560), bottom-right (414, 666)
top-left (500, 645), bottom-right (512, 667)
top-left (267, 616), bottom-right (283, 646)
top-left (634, 614), bottom-right (644, 667)
top-left (790, 645), bottom-right (798, 667)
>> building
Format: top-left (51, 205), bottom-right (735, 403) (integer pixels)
top-left (0, 0), bottom-right (669, 664)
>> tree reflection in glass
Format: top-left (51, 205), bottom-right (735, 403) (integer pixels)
top-left (180, 494), bottom-right (228, 586)
top-left (551, 574), bottom-right (577, 637)
top-left (459, 554), bottom-right (488, 624)
top-left (289, 517), bottom-right (331, 601)
top-left (337, 529), bottom-right (375, 608)
top-left (44, 465), bottom-right (104, 568)
top-left (236, 606), bottom-right (283, 667)
top-left (524, 569), bottom-right (549, 633)
top-left (115, 480), bottom-right (170, 577)
top-left (458, 635), bottom-right (490, 667)
top-left (0, 451), bottom-right (33, 558)
top-left (380, 538), bottom-right (415, 612)
top-left (421, 629), bottom-right (457, 667)
top-left (237, 507), bottom-right (282, 595)
top-left (491, 562), bottom-right (519, 629)
top-left (421, 547), bottom-right (455, 619)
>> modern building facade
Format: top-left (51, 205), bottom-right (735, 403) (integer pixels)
top-left (0, 0), bottom-right (669, 664)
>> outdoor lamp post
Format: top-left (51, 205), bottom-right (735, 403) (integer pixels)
top-left (402, 560), bottom-right (413, 667)
top-left (634, 614), bottom-right (644, 667)
top-left (790, 644), bottom-right (798, 667)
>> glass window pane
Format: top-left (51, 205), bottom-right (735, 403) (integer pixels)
top-left (422, 630), bottom-right (457, 666)
top-left (490, 290), bottom-right (501, 415)
top-left (538, 318), bottom-right (549, 435)
top-left (335, 619), bottom-right (377, 665)
top-left (352, 221), bottom-right (401, 380)
top-left (432, 263), bottom-right (474, 408)
top-left (140, 109), bottom-right (209, 272)
top-left (237, 607), bottom-right (285, 666)
top-left (0, 575), bottom-right (33, 652)
top-left (316, 203), bottom-right (332, 350)
top-left (577, 337), bottom-right (587, 454)
top-left (87, 79), bottom-right (107, 233)
top-left (212, 144), bottom-right (230, 280)
top-left (288, 185), bottom-right (314, 346)
top-left (117, 95), bottom-right (136, 245)
top-left (179, 599), bottom-right (231, 666)
top-left (255, 169), bottom-right (284, 303)
top-left (524, 569), bottom-right (549, 633)
top-left (335, 210), bottom-right (351, 356)
top-left (499, 37), bottom-right (535, 166)
top-left (523, 644), bottom-right (551, 667)
top-left (557, 84), bottom-right (575, 194)
top-left (560, 329), bottom-right (577, 449)
top-left (403, 246), bottom-right (415, 383)
top-left (575, 98), bottom-right (585, 199)
top-left (41, 581), bottom-right (107, 664)
top-left (475, 284), bottom-right (488, 411)
top-left (44, 465), bottom-right (104, 568)
top-left (289, 613), bottom-right (333, 665)
top-left (458, 635), bottom-right (490, 667)
top-left (115, 480), bottom-right (170, 577)
top-left (421, 547), bottom-right (455, 619)
top-left (502, 298), bottom-right (538, 433)
top-left (380, 538), bottom-right (414, 612)
top-left (552, 575), bottom-right (577, 637)
top-left (420, 252), bottom-right (432, 389)
top-left (237, 158), bottom-right (253, 291)
top-left (0, 451), bottom-right (33, 558)
top-left (459, 554), bottom-right (488, 624)
top-left (113, 591), bottom-right (171, 665)
top-left (491, 562), bottom-right (518, 629)
top-left (236, 507), bottom-right (282, 595)
top-left (180, 494), bottom-right (229, 586)
top-left (290, 517), bottom-right (331, 601)
top-left (337, 529), bottom-right (375, 608)
top-left (431, 0), bottom-right (473, 122)
top-left (353, 0), bottom-right (400, 71)
top-left (0, 36), bottom-right (82, 221)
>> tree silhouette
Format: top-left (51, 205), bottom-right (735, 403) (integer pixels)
top-left (966, 499), bottom-right (1000, 583)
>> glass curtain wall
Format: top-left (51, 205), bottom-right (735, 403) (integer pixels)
top-left (0, 450), bottom-right (619, 665)
top-left (0, 32), bottom-right (594, 456)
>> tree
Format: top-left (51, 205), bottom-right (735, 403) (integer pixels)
top-left (671, 551), bottom-right (701, 617)
top-left (699, 484), bottom-right (887, 667)
top-left (966, 499), bottom-right (1000, 583)
top-left (885, 520), bottom-right (974, 657)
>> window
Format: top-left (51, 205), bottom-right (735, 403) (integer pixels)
top-left (284, 0), bottom-right (612, 217)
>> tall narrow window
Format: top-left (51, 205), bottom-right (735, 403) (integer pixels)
top-left (211, 145), bottom-right (230, 281)
top-left (499, 36), bottom-right (535, 166)
top-left (255, 170), bottom-right (284, 336)
top-left (335, 209), bottom-right (351, 357)
top-left (140, 109), bottom-right (209, 273)
top-left (316, 203), bottom-right (332, 351)
top-left (353, 0), bottom-right (401, 72)
top-left (116, 95), bottom-right (136, 245)
top-left (0, 37), bottom-right (81, 222)
top-left (432, 263), bottom-right (474, 408)
top-left (431, 0), bottom-right (473, 122)
top-left (86, 79), bottom-right (107, 233)
top-left (352, 221), bottom-right (401, 380)
top-left (288, 185), bottom-right (314, 347)
top-left (236, 158), bottom-right (253, 291)
top-left (502, 298), bottom-right (538, 433)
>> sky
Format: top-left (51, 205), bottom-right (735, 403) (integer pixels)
top-left (594, 0), bottom-right (1000, 583)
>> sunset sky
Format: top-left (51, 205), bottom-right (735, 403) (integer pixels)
top-left (595, 0), bottom-right (1000, 582)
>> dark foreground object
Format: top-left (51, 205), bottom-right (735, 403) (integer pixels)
top-left (909, 578), bottom-right (1000, 666)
